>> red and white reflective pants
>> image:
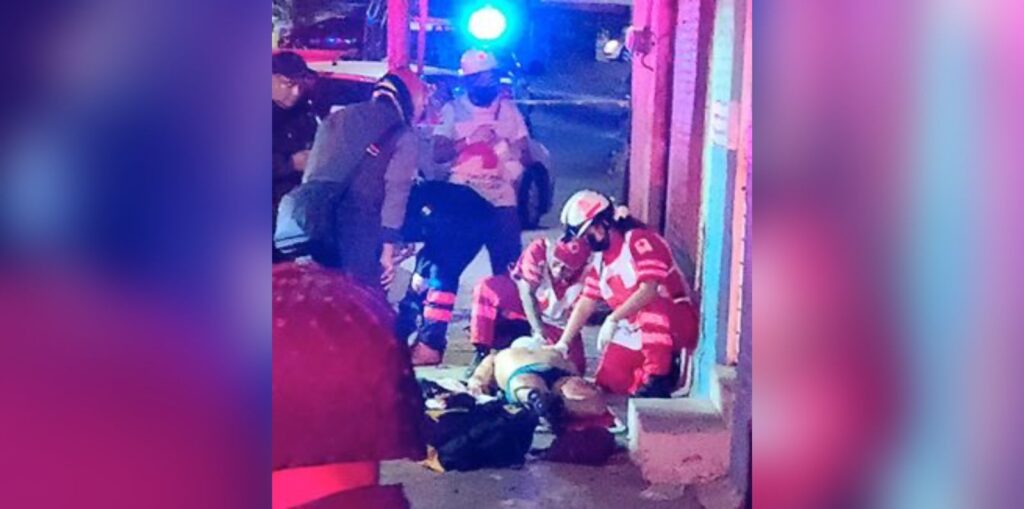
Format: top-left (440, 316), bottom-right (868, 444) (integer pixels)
top-left (595, 298), bottom-right (698, 395)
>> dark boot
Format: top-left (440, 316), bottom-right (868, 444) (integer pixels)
top-left (634, 354), bottom-right (682, 398)
top-left (634, 375), bottom-right (674, 398)
top-left (395, 290), bottom-right (425, 346)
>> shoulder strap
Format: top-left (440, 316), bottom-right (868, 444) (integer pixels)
top-left (336, 121), bottom-right (406, 194)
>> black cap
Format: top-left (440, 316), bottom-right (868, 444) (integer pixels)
top-left (272, 51), bottom-right (316, 80)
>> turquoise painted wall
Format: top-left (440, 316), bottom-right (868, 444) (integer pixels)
top-left (694, 0), bottom-right (742, 397)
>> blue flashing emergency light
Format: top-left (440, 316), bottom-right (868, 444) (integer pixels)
top-left (467, 6), bottom-right (508, 42)
top-left (459, 1), bottom-right (519, 47)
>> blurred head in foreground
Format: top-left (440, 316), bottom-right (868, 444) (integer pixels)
top-left (755, 202), bottom-right (904, 509)
top-left (272, 262), bottom-right (425, 508)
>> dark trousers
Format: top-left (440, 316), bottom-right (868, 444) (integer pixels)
top-left (396, 224), bottom-right (487, 352)
top-left (395, 184), bottom-right (523, 353)
top-left (485, 206), bottom-right (523, 276)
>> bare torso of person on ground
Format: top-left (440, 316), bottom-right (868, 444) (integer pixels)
top-left (467, 337), bottom-right (606, 424)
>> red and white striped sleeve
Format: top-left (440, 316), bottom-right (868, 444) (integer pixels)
top-left (510, 238), bottom-right (548, 286)
top-left (629, 230), bottom-right (674, 284)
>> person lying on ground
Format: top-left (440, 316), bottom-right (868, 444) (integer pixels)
top-left (465, 336), bottom-right (608, 432)
top-left (466, 237), bottom-right (592, 376)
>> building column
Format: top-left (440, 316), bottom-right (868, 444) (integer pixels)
top-left (628, 0), bottom-right (678, 231)
top-left (387, 0), bottom-right (410, 68)
top-left (664, 0), bottom-right (716, 282)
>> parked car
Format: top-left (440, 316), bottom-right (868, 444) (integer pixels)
top-left (279, 9), bottom-right (367, 58)
top-left (302, 59), bottom-right (555, 229)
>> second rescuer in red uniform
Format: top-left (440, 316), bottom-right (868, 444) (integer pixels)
top-left (468, 236), bottom-right (592, 375)
top-left (551, 190), bottom-right (699, 397)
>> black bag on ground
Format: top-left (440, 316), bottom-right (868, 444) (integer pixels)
top-left (421, 399), bottom-right (538, 472)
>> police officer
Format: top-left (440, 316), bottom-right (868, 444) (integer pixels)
top-left (272, 52), bottom-right (318, 262)
top-left (396, 180), bottom-right (494, 365)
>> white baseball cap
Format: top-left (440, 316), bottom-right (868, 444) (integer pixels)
top-left (460, 49), bottom-right (499, 76)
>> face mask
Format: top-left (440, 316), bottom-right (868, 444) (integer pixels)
top-left (468, 86), bottom-right (499, 107)
top-left (586, 233), bottom-right (610, 252)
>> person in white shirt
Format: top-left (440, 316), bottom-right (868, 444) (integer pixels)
top-left (403, 50), bottom-right (534, 366)
top-left (432, 49), bottom-right (532, 275)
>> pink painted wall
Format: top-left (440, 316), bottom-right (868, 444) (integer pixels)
top-left (725, 0), bottom-right (751, 366)
top-left (728, 0), bottom-right (751, 491)
top-left (628, 0), bottom-right (677, 230)
top-left (387, 0), bottom-right (410, 68)
top-left (664, 0), bottom-right (716, 280)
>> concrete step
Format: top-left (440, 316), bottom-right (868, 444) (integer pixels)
top-left (711, 365), bottom-right (739, 430)
top-left (627, 397), bottom-right (731, 485)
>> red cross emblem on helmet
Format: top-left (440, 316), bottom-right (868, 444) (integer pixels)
top-left (560, 190), bottom-right (612, 239)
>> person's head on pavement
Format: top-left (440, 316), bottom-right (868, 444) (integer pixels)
top-left (272, 51), bottom-right (316, 109)
top-left (460, 49), bottom-right (501, 107)
top-left (373, 67), bottom-right (428, 125)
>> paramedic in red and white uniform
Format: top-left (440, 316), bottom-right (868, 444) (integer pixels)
top-left (468, 237), bottom-right (592, 375)
top-left (551, 190), bottom-right (699, 397)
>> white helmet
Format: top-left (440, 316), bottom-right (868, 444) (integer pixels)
top-left (460, 49), bottom-right (499, 76)
top-left (560, 190), bottom-right (613, 239)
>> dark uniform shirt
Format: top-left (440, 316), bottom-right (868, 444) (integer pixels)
top-left (272, 99), bottom-right (318, 212)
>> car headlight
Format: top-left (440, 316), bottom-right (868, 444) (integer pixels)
top-left (602, 39), bottom-right (623, 58)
